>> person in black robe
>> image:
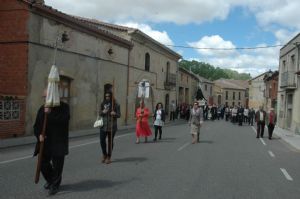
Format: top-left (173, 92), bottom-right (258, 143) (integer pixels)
top-left (33, 96), bottom-right (70, 196)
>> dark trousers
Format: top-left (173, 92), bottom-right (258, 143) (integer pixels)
top-left (100, 130), bottom-right (116, 157)
top-left (41, 155), bottom-right (65, 188)
top-left (244, 116), bottom-right (248, 123)
top-left (170, 111), bottom-right (175, 121)
top-left (238, 115), bottom-right (243, 126)
top-left (203, 111), bottom-right (208, 120)
top-left (225, 114), bottom-right (229, 121)
top-left (257, 121), bottom-right (265, 138)
top-left (249, 117), bottom-right (254, 126)
top-left (154, 125), bottom-right (162, 139)
top-left (268, 123), bottom-right (275, 138)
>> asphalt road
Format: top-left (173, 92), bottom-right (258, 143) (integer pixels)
top-left (1, 120), bottom-right (300, 199)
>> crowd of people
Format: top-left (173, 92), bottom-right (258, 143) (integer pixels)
top-left (201, 103), bottom-right (277, 140)
top-left (34, 87), bottom-right (278, 196)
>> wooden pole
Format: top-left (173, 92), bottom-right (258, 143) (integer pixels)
top-left (110, 79), bottom-right (115, 157)
top-left (34, 113), bottom-right (47, 184)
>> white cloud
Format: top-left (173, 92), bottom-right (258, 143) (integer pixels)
top-left (188, 36), bottom-right (280, 77)
top-left (117, 22), bottom-right (174, 46)
top-left (43, 0), bottom-right (299, 77)
top-left (44, 0), bottom-right (300, 45)
top-left (44, 0), bottom-right (231, 24)
top-left (188, 35), bottom-right (237, 57)
top-left (45, 0), bottom-right (300, 30)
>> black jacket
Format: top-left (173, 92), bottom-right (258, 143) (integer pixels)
top-left (33, 102), bottom-right (70, 157)
top-left (99, 101), bottom-right (121, 132)
top-left (153, 109), bottom-right (165, 122)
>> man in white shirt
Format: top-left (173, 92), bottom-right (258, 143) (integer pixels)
top-left (255, 106), bottom-right (266, 138)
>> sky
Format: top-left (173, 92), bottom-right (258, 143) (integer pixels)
top-left (44, 0), bottom-right (300, 77)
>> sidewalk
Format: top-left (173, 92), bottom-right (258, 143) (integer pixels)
top-left (274, 127), bottom-right (300, 151)
top-left (0, 119), bottom-right (186, 149)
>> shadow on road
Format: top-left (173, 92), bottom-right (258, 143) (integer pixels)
top-left (198, 140), bottom-right (214, 144)
top-left (113, 157), bottom-right (147, 163)
top-left (153, 137), bottom-right (177, 143)
top-left (59, 179), bottom-right (124, 193)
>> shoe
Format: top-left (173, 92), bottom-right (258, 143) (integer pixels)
top-left (158, 136), bottom-right (162, 140)
top-left (256, 136), bottom-right (259, 138)
top-left (101, 155), bottom-right (107, 163)
top-left (48, 186), bottom-right (59, 196)
top-left (269, 137), bottom-right (272, 140)
top-left (43, 182), bottom-right (51, 190)
top-left (144, 137), bottom-right (148, 143)
top-left (153, 138), bottom-right (157, 141)
top-left (105, 157), bottom-right (112, 164)
top-left (135, 138), bottom-right (140, 144)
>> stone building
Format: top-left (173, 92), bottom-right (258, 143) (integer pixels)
top-left (213, 79), bottom-right (248, 107)
top-left (248, 71), bottom-right (272, 110)
top-left (74, 17), bottom-right (181, 118)
top-left (178, 67), bottom-right (200, 105)
top-left (0, 0), bottom-right (180, 138)
top-left (263, 71), bottom-right (279, 113)
top-left (277, 33), bottom-right (300, 134)
top-left (198, 76), bottom-right (213, 105)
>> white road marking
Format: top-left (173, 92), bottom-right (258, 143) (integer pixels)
top-left (177, 142), bottom-right (190, 151)
top-left (0, 133), bottom-right (132, 165)
top-left (260, 138), bottom-right (266, 146)
top-left (280, 168), bottom-right (293, 181)
top-left (0, 155), bottom-right (32, 164)
top-left (251, 126), bottom-right (266, 146)
top-left (251, 126), bottom-right (256, 134)
top-left (268, 150), bottom-right (275, 158)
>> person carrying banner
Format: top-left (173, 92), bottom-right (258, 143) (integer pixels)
top-left (99, 91), bottom-right (121, 164)
top-left (33, 89), bottom-right (70, 196)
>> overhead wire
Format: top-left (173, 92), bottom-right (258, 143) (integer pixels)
top-left (164, 44), bottom-right (284, 50)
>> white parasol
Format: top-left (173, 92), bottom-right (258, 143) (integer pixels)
top-left (45, 64), bottom-right (60, 107)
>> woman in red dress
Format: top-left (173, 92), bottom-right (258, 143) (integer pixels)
top-left (135, 101), bottom-right (152, 143)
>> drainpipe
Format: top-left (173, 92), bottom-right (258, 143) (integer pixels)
top-left (176, 61), bottom-right (179, 106)
top-left (125, 48), bottom-right (131, 125)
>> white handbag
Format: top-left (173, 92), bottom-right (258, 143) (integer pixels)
top-left (93, 116), bottom-right (103, 128)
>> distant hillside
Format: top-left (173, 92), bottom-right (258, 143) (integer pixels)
top-left (179, 60), bottom-right (251, 81)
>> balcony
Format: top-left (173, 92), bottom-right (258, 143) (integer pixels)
top-left (164, 73), bottom-right (177, 90)
top-left (280, 71), bottom-right (297, 89)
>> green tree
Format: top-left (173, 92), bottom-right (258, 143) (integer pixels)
top-left (179, 60), bottom-right (251, 80)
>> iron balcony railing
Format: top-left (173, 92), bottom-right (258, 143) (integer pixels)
top-left (280, 71), bottom-right (297, 89)
top-left (164, 73), bottom-right (177, 89)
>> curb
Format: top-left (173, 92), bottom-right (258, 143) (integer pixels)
top-left (0, 119), bottom-right (186, 149)
top-left (274, 127), bottom-right (300, 151)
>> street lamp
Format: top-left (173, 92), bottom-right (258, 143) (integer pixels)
top-left (53, 31), bottom-right (69, 65)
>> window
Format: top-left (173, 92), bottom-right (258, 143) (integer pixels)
top-left (205, 84), bottom-right (207, 91)
top-left (291, 55), bottom-right (295, 68)
top-left (59, 76), bottom-right (72, 104)
top-left (145, 53), bottom-right (150, 71)
top-left (0, 100), bottom-right (20, 120)
top-left (283, 60), bottom-right (286, 71)
top-left (238, 92), bottom-right (241, 100)
top-left (226, 91), bottom-right (228, 100)
top-left (166, 62), bottom-right (170, 81)
top-left (233, 92), bottom-right (235, 100)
